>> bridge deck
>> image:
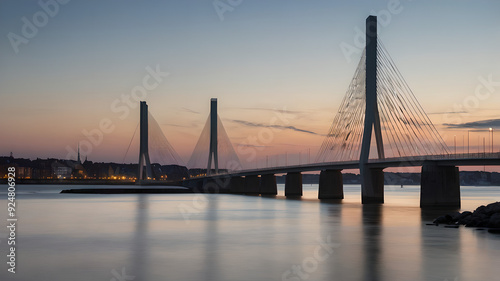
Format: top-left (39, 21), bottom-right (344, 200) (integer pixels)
top-left (195, 154), bottom-right (500, 179)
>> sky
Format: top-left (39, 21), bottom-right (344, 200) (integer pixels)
top-left (1, 0), bottom-right (499, 170)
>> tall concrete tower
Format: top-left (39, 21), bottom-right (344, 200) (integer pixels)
top-left (138, 101), bottom-right (153, 180)
top-left (360, 15), bottom-right (385, 203)
top-left (207, 98), bottom-right (219, 175)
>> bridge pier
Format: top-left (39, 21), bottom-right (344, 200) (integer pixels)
top-left (420, 163), bottom-right (460, 208)
top-left (361, 167), bottom-right (384, 204)
top-left (228, 176), bottom-right (245, 193)
top-left (318, 169), bottom-right (344, 199)
top-left (285, 172), bottom-right (303, 197)
top-left (260, 174), bottom-right (277, 195)
top-left (244, 175), bottom-right (261, 194)
top-left (202, 178), bottom-right (220, 193)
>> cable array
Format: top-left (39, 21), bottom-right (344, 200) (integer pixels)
top-left (316, 50), bottom-right (367, 162)
top-left (148, 112), bottom-right (185, 166)
top-left (377, 40), bottom-right (449, 158)
top-left (317, 40), bottom-right (449, 163)
top-left (187, 115), bottom-right (241, 171)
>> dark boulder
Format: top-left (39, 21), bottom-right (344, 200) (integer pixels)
top-left (488, 213), bottom-right (500, 228)
top-left (485, 202), bottom-right (500, 216)
top-left (449, 211), bottom-right (461, 221)
top-left (433, 215), bottom-right (455, 225)
top-left (457, 211), bottom-right (473, 225)
top-left (433, 202), bottom-right (500, 230)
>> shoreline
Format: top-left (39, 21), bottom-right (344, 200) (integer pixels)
top-left (2, 178), bottom-right (500, 187)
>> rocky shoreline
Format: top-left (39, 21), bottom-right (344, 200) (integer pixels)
top-left (432, 202), bottom-right (500, 233)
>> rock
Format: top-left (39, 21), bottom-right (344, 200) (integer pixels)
top-left (433, 216), bottom-right (449, 224)
top-left (457, 214), bottom-right (473, 225)
top-left (475, 213), bottom-right (489, 221)
top-left (488, 228), bottom-right (500, 234)
top-left (484, 202), bottom-right (500, 216)
top-left (445, 214), bottom-right (454, 223)
top-left (449, 211), bottom-right (461, 221)
top-left (457, 211), bottom-right (472, 220)
top-left (434, 202), bottom-right (500, 231)
top-left (488, 213), bottom-right (500, 228)
top-left (473, 205), bottom-right (487, 215)
top-left (477, 218), bottom-right (490, 227)
top-left (465, 216), bottom-right (483, 227)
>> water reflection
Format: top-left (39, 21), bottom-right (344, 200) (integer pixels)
top-left (4, 185), bottom-right (498, 281)
top-left (420, 207), bottom-right (459, 223)
top-left (204, 195), bottom-right (219, 281)
top-left (420, 208), bottom-right (462, 281)
top-left (320, 203), bottom-right (343, 280)
top-left (362, 204), bottom-right (383, 281)
top-left (130, 194), bottom-right (149, 281)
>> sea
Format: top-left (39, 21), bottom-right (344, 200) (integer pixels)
top-left (0, 184), bottom-right (499, 281)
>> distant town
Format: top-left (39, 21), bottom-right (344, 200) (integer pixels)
top-left (1, 153), bottom-right (500, 186)
top-left (0, 153), bottom-right (189, 183)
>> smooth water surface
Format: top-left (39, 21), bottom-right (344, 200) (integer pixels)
top-left (1, 184), bottom-right (499, 281)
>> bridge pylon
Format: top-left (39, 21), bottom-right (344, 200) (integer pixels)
top-left (360, 15), bottom-right (385, 203)
top-left (207, 98), bottom-right (219, 175)
top-left (138, 101), bottom-right (153, 182)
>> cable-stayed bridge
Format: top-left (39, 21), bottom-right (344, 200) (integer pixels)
top-left (132, 16), bottom-right (500, 208)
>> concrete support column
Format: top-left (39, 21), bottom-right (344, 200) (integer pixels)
top-left (244, 175), bottom-right (260, 194)
top-left (229, 176), bottom-right (245, 193)
top-left (260, 174), bottom-right (277, 195)
top-left (361, 168), bottom-right (384, 204)
top-left (319, 169), bottom-right (344, 199)
top-left (420, 163), bottom-right (460, 208)
top-left (285, 172), bottom-right (302, 197)
top-left (202, 178), bottom-right (219, 193)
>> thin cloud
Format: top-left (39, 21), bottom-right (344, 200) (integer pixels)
top-left (428, 110), bottom-right (468, 115)
top-left (163, 122), bottom-right (198, 128)
top-left (233, 143), bottom-right (272, 148)
top-left (231, 107), bottom-right (305, 115)
top-left (444, 118), bottom-right (500, 129)
top-left (230, 119), bottom-right (323, 136)
top-left (180, 107), bottom-right (200, 114)
top-left (274, 143), bottom-right (321, 147)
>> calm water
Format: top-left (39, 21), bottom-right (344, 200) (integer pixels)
top-left (1, 184), bottom-right (500, 281)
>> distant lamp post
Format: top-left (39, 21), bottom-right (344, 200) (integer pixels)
top-left (483, 137), bottom-right (486, 157)
top-left (454, 135), bottom-right (456, 155)
top-left (467, 130), bottom-right (470, 155)
top-left (490, 128), bottom-right (493, 153)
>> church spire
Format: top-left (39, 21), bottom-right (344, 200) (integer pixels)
top-left (77, 143), bottom-right (81, 164)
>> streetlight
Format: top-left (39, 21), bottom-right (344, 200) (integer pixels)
top-left (490, 128), bottom-right (493, 153)
top-left (483, 137), bottom-right (486, 157)
top-left (454, 135), bottom-right (456, 155)
top-left (478, 136), bottom-right (480, 155)
top-left (467, 130), bottom-right (470, 155)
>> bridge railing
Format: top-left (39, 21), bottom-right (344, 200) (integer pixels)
top-left (443, 152), bottom-right (500, 160)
